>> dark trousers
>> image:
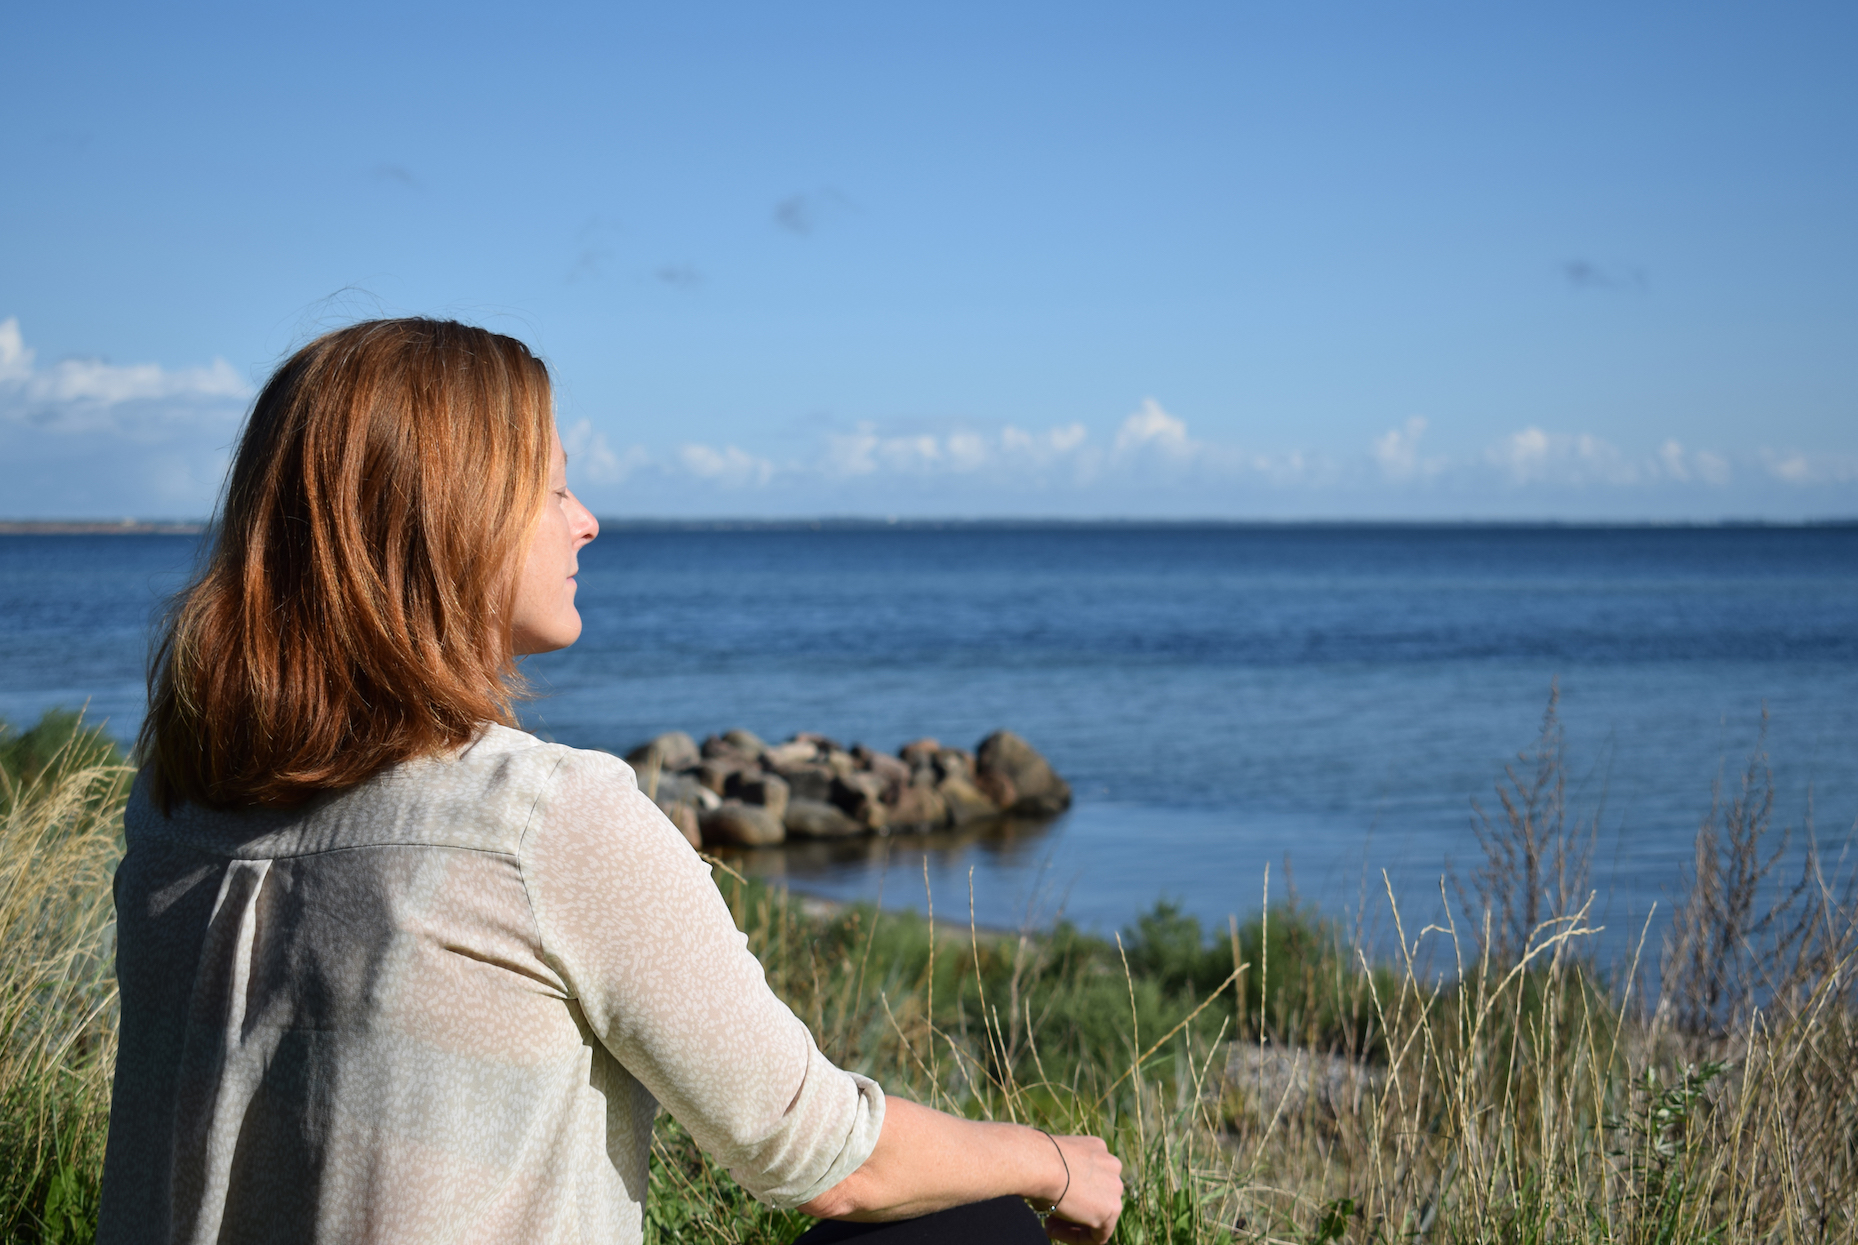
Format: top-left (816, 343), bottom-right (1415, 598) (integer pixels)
top-left (792, 1196), bottom-right (1047, 1244)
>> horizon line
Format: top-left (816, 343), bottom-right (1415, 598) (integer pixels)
top-left (5, 516), bottom-right (1858, 536)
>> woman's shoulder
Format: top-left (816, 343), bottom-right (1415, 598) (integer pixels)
top-left (124, 726), bottom-right (645, 861)
top-left (462, 724), bottom-right (641, 794)
top-left (497, 730), bottom-right (703, 863)
top-left (467, 726), bottom-right (670, 843)
top-left (382, 725), bottom-right (655, 854)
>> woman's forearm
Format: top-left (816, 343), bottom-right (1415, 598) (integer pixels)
top-left (798, 1099), bottom-right (1067, 1221)
top-left (797, 1095), bottom-right (1128, 1245)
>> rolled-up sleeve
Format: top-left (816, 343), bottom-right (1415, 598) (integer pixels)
top-left (518, 750), bottom-right (884, 1207)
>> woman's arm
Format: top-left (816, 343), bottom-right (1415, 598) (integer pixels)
top-left (523, 751), bottom-right (1121, 1233)
top-left (524, 755), bottom-right (886, 1205)
top-left (797, 1098), bottom-right (1124, 1244)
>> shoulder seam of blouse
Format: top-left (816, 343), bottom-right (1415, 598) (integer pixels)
top-left (111, 835), bottom-right (526, 861)
top-left (515, 745), bottom-right (577, 992)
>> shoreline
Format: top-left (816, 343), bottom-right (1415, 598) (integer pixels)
top-left (6, 517), bottom-right (1858, 534)
top-left (0, 520), bottom-right (206, 535)
top-left (765, 882), bottom-right (1029, 940)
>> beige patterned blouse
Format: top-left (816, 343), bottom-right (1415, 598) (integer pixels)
top-left (99, 725), bottom-right (886, 1244)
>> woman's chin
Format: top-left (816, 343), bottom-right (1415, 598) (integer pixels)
top-left (514, 617), bottom-right (582, 657)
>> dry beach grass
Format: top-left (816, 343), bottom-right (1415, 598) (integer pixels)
top-left (1, 706), bottom-right (1854, 1243)
top-left (0, 715), bottom-right (128, 1244)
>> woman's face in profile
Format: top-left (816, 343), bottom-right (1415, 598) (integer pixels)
top-left (511, 426), bottom-right (599, 656)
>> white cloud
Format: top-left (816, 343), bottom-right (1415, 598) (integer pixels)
top-left (1693, 451), bottom-right (1731, 485)
top-left (1498, 426), bottom-right (1552, 475)
top-left (614, 405), bottom-right (1787, 508)
top-left (1657, 439), bottom-right (1731, 485)
top-left (1112, 399), bottom-right (1191, 457)
top-left (1487, 426), bottom-right (1642, 486)
top-left (946, 429), bottom-right (991, 470)
top-left (822, 420), bottom-right (1095, 479)
top-left (880, 434), bottom-right (943, 472)
top-left (1760, 448), bottom-right (1858, 485)
top-left (1766, 451), bottom-right (1811, 482)
top-left (1658, 438), bottom-right (1689, 481)
top-left (0, 318), bottom-right (256, 516)
top-left (997, 422), bottom-right (1090, 465)
top-left (1104, 400), bottom-right (1304, 481)
top-left (0, 317), bottom-right (250, 436)
top-left (0, 319), bottom-right (30, 381)
top-left (1473, 427), bottom-right (1761, 492)
top-left (30, 356), bottom-right (247, 409)
top-left (1248, 448), bottom-right (1332, 485)
top-left (823, 426), bottom-right (880, 476)
top-left (801, 402), bottom-right (1332, 491)
top-left (562, 418), bottom-right (649, 484)
top-left (1372, 416), bottom-right (1444, 481)
top-left (1574, 434), bottom-right (1639, 485)
top-left (0, 317), bottom-right (248, 434)
top-left (1048, 424), bottom-right (1088, 454)
top-left (11, 317), bottom-right (1834, 520)
top-left (677, 442), bottom-right (776, 487)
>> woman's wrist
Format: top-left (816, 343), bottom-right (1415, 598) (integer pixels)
top-left (1022, 1128), bottom-right (1071, 1215)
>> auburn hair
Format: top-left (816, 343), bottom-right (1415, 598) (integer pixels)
top-left (140, 318), bottom-right (555, 810)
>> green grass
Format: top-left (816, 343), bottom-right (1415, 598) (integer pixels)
top-left (2, 707), bottom-right (1854, 1243)
top-left (0, 712), bottom-right (128, 1244)
top-left (0, 711), bottom-right (124, 797)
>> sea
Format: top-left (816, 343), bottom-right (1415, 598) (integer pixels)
top-left (4, 523), bottom-right (1856, 967)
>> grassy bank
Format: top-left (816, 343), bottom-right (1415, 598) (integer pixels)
top-left (2, 706), bottom-right (1854, 1243)
top-left (0, 713), bottom-right (129, 1245)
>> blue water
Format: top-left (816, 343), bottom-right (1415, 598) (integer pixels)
top-left (4, 525), bottom-right (1856, 962)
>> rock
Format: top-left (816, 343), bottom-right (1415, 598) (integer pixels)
top-left (701, 734), bottom-right (760, 765)
top-left (783, 798), bottom-right (866, 839)
top-left (625, 731), bottom-right (700, 772)
top-left (663, 802), bottom-right (703, 849)
top-left (973, 771), bottom-right (1014, 808)
top-left (907, 745), bottom-right (962, 789)
top-left (700, 800), bottom-right (785, 847)
top-left (725, 770), bottom-right (790, 821)
top-left (933, 748), bottom-right (975, 782)
top-left (764, 739), bottom-right (819, 768)
top-left (830, 772), bottom-right (890, 830)
top-left (975, 730), bottom-right (1071, 816)
top-left (937, 775), bottom-right (1000, 825)
top-left (768, 761), bottom-right (835, 803)
top-left (899, 737), bottom-right (942, 766)
top-left (888, 784), bottom-right (949, 831)
top-left (854, 745), bottom-right (911, 788)
top-left (641, 726), bottom-right (1066, 839)
top-left (693, 759), bottom-right (749, 796)
top-left (1215, 1042), bottom-right (1380, 1124)
top-left (722, 728), bottom-right (768, 756)
top-left (651, 771), bottom-right (717, 810)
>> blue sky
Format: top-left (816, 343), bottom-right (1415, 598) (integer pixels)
top-left (3, 2), bottom-right (1854, 519)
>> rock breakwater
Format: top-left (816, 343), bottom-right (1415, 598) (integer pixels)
top-left (623, 728), bottom-right (1072, 850)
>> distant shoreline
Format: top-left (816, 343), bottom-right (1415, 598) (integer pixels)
top-left (584, 516), bottom-right (1858, 532)
top-left (2, 516), bottom-right (1854, 535)
top-left (0, 520), bottom-right (207, 535)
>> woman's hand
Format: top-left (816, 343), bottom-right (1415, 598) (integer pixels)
top-left (1040, 1133), bottom-right (1123, 1244)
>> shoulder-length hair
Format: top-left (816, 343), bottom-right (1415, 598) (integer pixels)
top-left (140, 318), bottom-right (554, 810)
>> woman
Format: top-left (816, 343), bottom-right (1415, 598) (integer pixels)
top-left (99, 319), bottom-right (1122, 1245)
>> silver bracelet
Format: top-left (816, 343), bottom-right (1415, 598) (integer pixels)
top-left (1026, 1129), bottom-right (1070, 1218)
